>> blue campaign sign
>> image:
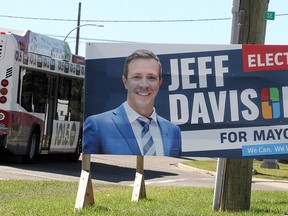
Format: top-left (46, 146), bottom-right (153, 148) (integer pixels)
top-left (84, 42), bottom-right (288, 158)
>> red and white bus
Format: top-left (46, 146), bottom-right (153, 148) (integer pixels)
top-left (0, 28), bottom-right (85, 162)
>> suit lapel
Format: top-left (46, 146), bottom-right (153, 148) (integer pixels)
top-left (158, 118), bottom-right (171, 156)
top-left (112, 105), bottom-right (141, 155)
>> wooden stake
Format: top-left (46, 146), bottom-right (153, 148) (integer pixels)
top-left (131, 155), bottom-right (146, 202)
top-left (74, 154), bottom-right (94, 211)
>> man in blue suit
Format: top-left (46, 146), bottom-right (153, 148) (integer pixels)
top-left (83, 49), bottom-right (181, 156)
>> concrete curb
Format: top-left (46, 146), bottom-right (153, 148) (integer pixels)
top-left (177, 162), bottom-right (216, 176)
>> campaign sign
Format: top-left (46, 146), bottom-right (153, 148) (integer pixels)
top-left (84, 43), bottom-right (288, 158)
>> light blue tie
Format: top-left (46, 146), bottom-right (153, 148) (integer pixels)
top-left (137, 118), bottom-right (156, 156)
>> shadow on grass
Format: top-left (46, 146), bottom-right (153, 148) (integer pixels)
top-left (254, 172), bottom-right (288, 181)
top-left (92, 205), bottom-right (110, 213)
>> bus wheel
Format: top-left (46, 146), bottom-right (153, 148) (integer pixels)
top-left (24, 130), bottom-right (40, 163)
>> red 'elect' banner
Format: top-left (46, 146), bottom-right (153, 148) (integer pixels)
top-left (242, 44), bottom-right (288, 72)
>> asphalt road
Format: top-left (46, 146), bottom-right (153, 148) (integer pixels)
top-left (0, 155), bottom-right (287, 191)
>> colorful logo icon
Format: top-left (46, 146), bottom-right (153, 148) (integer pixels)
top-left (261, 87), bottom-right (280, 119)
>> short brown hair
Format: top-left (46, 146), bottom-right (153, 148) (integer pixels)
top-left (123, 49), bottom-right (162, 79)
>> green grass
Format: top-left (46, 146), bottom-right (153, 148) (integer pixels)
top-left (253, 160), bottom-right (288, 180)
top-left (183, 159), bottom-right (288, 181)
top-left (0, 180), bottom-right (288, 215)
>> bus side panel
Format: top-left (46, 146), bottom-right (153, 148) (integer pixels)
top-left (5, 110), bottom-right (44, 155)
top-left (49, 120), bottom-right (80, 153)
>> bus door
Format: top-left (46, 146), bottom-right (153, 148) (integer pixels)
top-left (49, 75), bottom-right (81, 154)
top-left (19, 69), bottom-right (58, 151)
top-left (43, 74), bottom-right (58, 149)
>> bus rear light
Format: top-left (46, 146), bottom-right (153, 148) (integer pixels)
top-left (0, 109), bottom-right (10, 122)
top-left (0, 110), bottom-right (8, 128)
top-left (0, 96), bottom-right (7, 103)
top-left (0, 87), bottom-right (8, 95)
top-left (0, 112), bottom-right (4, 120)
top-left (1, 79), bottom-right (8, 87)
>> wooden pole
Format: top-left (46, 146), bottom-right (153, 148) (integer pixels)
top-left (74, 154), bottom-right (94, 211)
top-left (219, 0), bottom-right (269, 211)
top-left (131, 155), bottom-right (146, 202)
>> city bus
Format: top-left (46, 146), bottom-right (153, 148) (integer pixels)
top-left (0, 28), bottom-right (85, 163)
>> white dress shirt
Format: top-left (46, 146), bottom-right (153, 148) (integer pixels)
top-left (123, 102), bottom-right (164, 155)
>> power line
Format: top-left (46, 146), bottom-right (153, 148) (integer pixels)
top-left (277, 13), bottom-right (288, 17)
top-left (0, 14), bottom-right (231, 23)
top-left (49, 34), bottom-right (140, 43)
top-left (0, 15), bottom-right (76, 22)
top-left (1, 13), bottom-right (287, 23)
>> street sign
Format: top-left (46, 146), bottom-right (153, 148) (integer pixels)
top-left (264, 11), bottom-right (275, 20)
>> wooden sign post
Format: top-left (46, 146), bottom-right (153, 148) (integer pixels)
top-left (75, 154), bottom-right (147, 211)
top-left (131, 156), bottom-right (146, 202)
top-left (74, 154), bottom-right (94, 212)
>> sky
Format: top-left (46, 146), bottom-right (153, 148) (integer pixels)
top-left (0, 0), bottom-right (287, 57)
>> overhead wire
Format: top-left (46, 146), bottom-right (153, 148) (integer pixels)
top-left (1, 13), bottom-right (287, 43)
top-left (0, 13), bottom-right (287, 22)
top-left (0, 14), bottom-right (231, 22)
top-left (0, 14), bottom-right (233, 43)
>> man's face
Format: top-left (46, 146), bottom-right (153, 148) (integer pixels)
top-left (122, 58), bottom-right (162, 117)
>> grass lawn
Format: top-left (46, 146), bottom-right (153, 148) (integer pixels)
top-left (1, 160), bottom-right (287, 215)
top-left (0, 180), bottom-right (288, 216)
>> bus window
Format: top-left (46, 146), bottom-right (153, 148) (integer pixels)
top-left (20, 70), bottom-right (33, 112)
top-left (57, 76), bottom-right (83, 122)
top-left (20, 70), bottom-right (48, 113)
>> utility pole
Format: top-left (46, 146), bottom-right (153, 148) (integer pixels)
top-left (219, 0), bottom-right (269, 211)
top-left (75, 2), bottom-right (81, 55)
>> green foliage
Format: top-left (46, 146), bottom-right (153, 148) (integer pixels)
top-left (0, 180), bottom-right (288, 215)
